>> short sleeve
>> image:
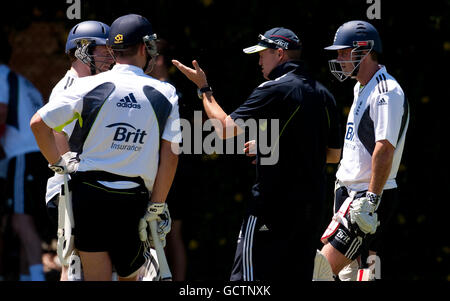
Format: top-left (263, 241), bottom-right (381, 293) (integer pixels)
top-left (161, 87), bottom-right (182, 143)
top-left (370, 88), bottom-right (405, 148)
top-left (230, 83), bottom-right (278, 122)
top-left (37, 79), bottom-right (87, 131)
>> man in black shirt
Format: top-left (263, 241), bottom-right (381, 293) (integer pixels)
top-left (173, 27), bottom-right (342, 281)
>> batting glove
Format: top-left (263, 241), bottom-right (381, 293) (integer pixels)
top-left (48, 151), bottom-right (79, 174)
top-left (138, 202), bottom-right (171, 248)
top-left (349, 192), bottom-right (381, 235)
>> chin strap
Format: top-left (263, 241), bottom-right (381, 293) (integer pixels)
top-left (89, 59), bottom-right (97, 75)
top-left (142, 51), bottom-right (152, 73)
top-left (74, 40), bottom-right (104, 75)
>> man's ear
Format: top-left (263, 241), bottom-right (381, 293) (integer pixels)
top-left (277, 48), bottom-right (286, 62)
top-left (277, 48), bottom-right (283, 58)
top-left (139, 43), bottom-right (147, 56)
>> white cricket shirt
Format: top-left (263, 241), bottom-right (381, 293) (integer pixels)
top-left (49, 69), bottom-right (78, 99)
top-left (38, 64), bottom-right (182, 193)
top-left (336, 66), bottom-right (409, 192)
top-left (0, 64), bottom-right (43, 158)
top-left (49, 69), bottom-right (79, 136)
top-left (45, 69), bottom-right (79, 203)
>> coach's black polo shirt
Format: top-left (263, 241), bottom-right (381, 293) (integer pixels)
top-left (230, 60), bottom-right (342, 231)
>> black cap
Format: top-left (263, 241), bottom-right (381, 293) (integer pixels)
top-left (243, 27), bottom-right (302, 54)
top-left (107, 14), bottom-right (154, 50)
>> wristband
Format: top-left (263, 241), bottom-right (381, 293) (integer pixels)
top-left (197, 86), bottom-right (212, 99)
top-left (48, 157), bottom-right (64, 173)
top-left (366, 191), bottom-right (381, 207)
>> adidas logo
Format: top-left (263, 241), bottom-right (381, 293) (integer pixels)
top-left (377, 97), bottom-right (388, 106)
top-left (116, 93), bottom-right (141, 109)
top-left (258, 224), bottom-right (269, 232)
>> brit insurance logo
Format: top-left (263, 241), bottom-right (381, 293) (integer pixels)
top-left (345, 122), bottom-right (355, 141)
top-left (335, 228), bottom-right (351, 244)
top-left (116, 93), bottom-right (141, 109)
top-left (343, 122), bottom-right (357, 151)
top-left (106, 122), bottom-right (147, 152)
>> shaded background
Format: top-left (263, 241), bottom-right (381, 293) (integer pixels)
top-left (1, 0), bottom-right (448, 280)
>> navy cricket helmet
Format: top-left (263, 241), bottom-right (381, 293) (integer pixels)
top-left (65, 21), bottom-right (110, 54)
top-left (324, 20), bottom-right (382, 53)
top-left (324, 21), bottom-right (382, 82)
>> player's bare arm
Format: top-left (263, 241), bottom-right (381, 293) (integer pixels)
top-left (53, 130), bottom-right (71, 155)
top-left (150, 139), bottom-right (179, 204)
top-left (326, 147), bottom-right (341, 163)
top-left (29, 112), bottom-right (61, 164)
top-left (172, 59), bottom-right (242, 139)
top-left (369, 139), bottom-right (395, 195)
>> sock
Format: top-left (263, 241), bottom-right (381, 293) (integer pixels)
top-left (19, 274), bottom-right (31, 281)
top-left (29, 264), bottom-right (45, 281)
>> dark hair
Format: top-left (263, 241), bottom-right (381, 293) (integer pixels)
top-left (370, 51), bottom-right (379, 62)
top-left (67, 48), bottom-right (77, 64)
top-left (155, 39), bottom-right (174, 66)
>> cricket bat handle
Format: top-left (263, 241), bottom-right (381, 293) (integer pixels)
top-left (149, 219), bottom-right (172, 281)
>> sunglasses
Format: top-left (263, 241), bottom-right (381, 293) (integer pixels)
top-left (258, 34), bottom-right (289, 50)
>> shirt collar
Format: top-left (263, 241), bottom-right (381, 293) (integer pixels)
top-left (111, 64), bottom-right (145, 75)
top-left (268, 60), bottom-right (304, 80)
top-left (366, 65), bottom-right (387, 86)
top-left (67, 68), bottom-right (79, 78)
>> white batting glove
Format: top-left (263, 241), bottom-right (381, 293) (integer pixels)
top-left (149, 205), bottom-right (171, 248)
top-left (138, 202), bottom-right (171, 248)
top-left (349, 192), bottom-right (381, 235)
top-left (48, 152), bottom-right (79, 174)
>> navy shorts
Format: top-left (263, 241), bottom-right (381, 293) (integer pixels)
top-left (70, 171), bottom-right (149, 278)
top-left (326, 186), bottom-right (399, 260)
top-left (230, 214), bottom-right (316, 281)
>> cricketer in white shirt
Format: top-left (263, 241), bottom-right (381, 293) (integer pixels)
top-left (37, 64), bottom-right (182, 193)
top-left (336, 65), bottom-right (409, 192)
top-left (45, 69), bottom-right (79, 204)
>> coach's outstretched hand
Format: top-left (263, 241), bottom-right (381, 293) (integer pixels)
top-left (172, 59), bottom-right (209, 89)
